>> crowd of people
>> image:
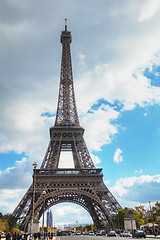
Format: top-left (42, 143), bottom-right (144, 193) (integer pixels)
top-left (33, 232), bottom-right (54, 240)
top-left (0, 232), bottom-right (54, 240)
top-left (4, 232), bottom-right (28, 240)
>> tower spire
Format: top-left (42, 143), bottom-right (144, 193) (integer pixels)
top-left (65, 18), bottom-right (67, 31)
top-left (55, 20), bottom-right (80, 127)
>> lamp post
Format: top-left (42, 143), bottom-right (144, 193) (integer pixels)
top-left (42, 190), bottom-right (46, 239)
top-left (149, 201), bottom-right (155, 234)
top-left (47, 203), bottom-right (50, 240)
top-left (30, 162), bottom-right (38, 240)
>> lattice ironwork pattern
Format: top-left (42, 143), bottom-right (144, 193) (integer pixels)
top-left (13, 21), bottom-right (121, 231)
top-left (55, 26), bottom-right (79, 127)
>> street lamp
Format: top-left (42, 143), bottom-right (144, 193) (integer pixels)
top-left (46, 203), bottom-right (50, 240)
top-left (30, 162), bottom-right (38, 240)
top-left (42, 190), bottom-right (46, 239)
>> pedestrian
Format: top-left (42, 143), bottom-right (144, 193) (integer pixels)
top-left (44, 233), bottom-right (46, 240)
top-left (24, 233), bottom-right (27, 240)
top-left (51, 233), bottom-right (53, 240)
top-left (21, 233), bottom-right (24, 240)
top-left (154, 229), bottom-right (158, 237)
top-left (17, 233), bottom-right (21, 240)
top-left (6, 232), bottom-right (11, 240)
top-left (37, 232), bottom-right (41, 240)
top-left (13, 232), bottom-right (17, 240)
top-left (34, 232), bottom-right (37, 240)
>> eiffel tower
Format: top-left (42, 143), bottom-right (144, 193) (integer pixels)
top-left (13, 20), bottom-right (121, 231)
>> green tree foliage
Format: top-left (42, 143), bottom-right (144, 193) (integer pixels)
top-left (83, 224), bottom-right (92, 231)
top-left (153, 201), bottom-right (160, 225)
top-left (3, 214), bottom-right (17, 231)
top-left (113, 208), bottom-right (130, 229)
top-left (113, 202), bottom-right (160, 230)
top-left (0, 219), bottom-right (7, 232)
top-left (134, 205), bottom-right (147, 228)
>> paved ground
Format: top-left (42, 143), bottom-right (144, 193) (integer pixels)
top-left (52, 236), bottom-right (160, 240)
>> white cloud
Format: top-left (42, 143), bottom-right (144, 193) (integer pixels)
top-left (135, 169), bottom-right (143, 175)
top-left (0, 157), bottom-right (32, 190)
top-left (0, 189), bottom-right (27, 213)
top-left (90, 153), bottom-right (101, 166)
top-left (104, 180), bottom-right (110, 185)
top-left (51, 203), bottom-right (92, 225)
top-left (114, 148), bottom-right (123, 164)
top-left (58, 152), bottom-right (74, 168)
top-left (4, 166), bottom-right (15, 173)
top-left (81, 104), bottom-right (119, 151)
top-left (79, 53), bottom-right (86, 66)
top-left (138, 0), bottom-right (160, 22)
top-left (110, 174), bottom-right (160, 206)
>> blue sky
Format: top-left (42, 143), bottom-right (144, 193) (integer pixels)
top-left (0, 0), bottom-right (160, 227)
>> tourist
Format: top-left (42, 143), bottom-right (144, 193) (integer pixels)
top-left (6, 232), bottom-right (11, 240)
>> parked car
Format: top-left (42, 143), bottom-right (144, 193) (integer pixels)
top-left (107, 231), bottom-right (116, 237)
top-left (89, 230), bottom-right (94, 236)
top-left (76, 231), bottom-right (81, 235)
top-left (62, 232), bottom-right (68, 236)
top-left (96, 230), bottom-right (101, 236)
top-left (132, 230), bottom-right (146, 238)
top-left (124, 231), bottom-right (132, 237)
top-left (82, 231), bottom-right (88, 235)
top-left (100, 230), bottom-right (106, 235)
top-left (70, 230), bottom-right (75, 236)
top-left (120, 230), bottom-right (130, 237)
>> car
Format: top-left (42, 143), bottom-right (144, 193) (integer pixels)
top-left (120, 231), bottom-right (124, 237)
top-left (132, 230), bottom-right (146, 238)
top-left (70, 230), bottom-right (75, 236)
top-left (76, 231), bottom-right (81, 235)
top-left (100, 230), bottom-right (106, 235)
top-left (82, 231), bottom-right (88, 235)
top-left (124, 232), bottom-right (132, 237)
top-left (107, 231), bottom-right (116, 237)
top-left (89, 230), bottom-right (94, 236)
top-left (120, 230), bottom-right (130, 237)
top-left (96, 230), bottom-right (101, 236)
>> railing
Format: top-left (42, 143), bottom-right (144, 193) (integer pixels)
top-left (34, 168), bottom-right (102, 176)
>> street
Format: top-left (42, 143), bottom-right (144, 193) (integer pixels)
top-left (52, 236), bottom-right (157, 240)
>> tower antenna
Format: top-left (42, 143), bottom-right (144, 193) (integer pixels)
top-left (65, 18), bottom-right (67, 31)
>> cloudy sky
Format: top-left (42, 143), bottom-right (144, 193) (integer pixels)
top-left (1, 0), bottom-right (160, 227)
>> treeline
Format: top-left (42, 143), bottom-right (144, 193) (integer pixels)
top-left (0, 213), bottom-right (18, 232)
top-left (114, 201), bottom-right (160, 229)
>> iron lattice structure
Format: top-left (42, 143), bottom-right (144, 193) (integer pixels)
top-left (13, 22), bottom-right (121, 230)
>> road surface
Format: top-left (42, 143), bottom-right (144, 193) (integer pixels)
top-left (52, 236), bottom-right (156, 240)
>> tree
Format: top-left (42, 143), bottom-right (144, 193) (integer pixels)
top-left (3, 214), bottom-right (17, 231)
top-left (0, 219), bottom-right (7, 232)
top-left (92, 224), bottom-right (97, 231)
top-left (113, 208), bottom-right (128, 229)
top-left (83, 224), bottom-right (92, 232)
top-left (113, 202), bottom-right (160, 230)
top-left (152, 201), bottom-right (160, 225)
top-left (134, 205), bottom-right (148, 228)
